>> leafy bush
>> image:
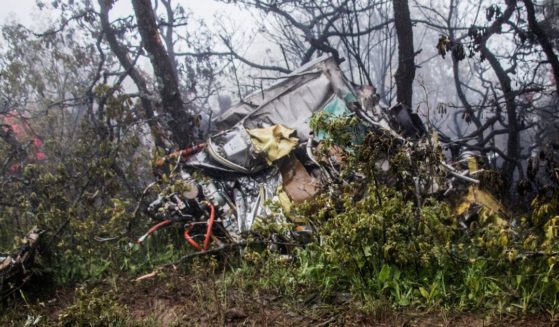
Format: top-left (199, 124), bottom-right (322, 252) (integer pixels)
top-left (280, 124), bottom-right (559, 314)
top-left (0, 90), bottom-right (186, 287)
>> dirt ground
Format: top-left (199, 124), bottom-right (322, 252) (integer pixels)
top-left (4, 269), bottom-right (557, 326)
top-left (118, 276), bottom-right (555, 326)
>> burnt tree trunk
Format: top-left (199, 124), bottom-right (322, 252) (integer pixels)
top-left (132, 0), bottom-right (194, 148)
top-left (393, 0), bottom-right (415, 108)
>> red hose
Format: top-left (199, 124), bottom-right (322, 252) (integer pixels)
top-left (137, 219), bottom-right (171, 243)
top-left (155, 143), bottom-right (206, 168)
top-left (179, 143), bottom-right (206, 159)
top-left (183, 227), bottom-right (203, 251)
top-left (203, 202), bottom-right (215, 250)
top-left (182, 202), bottom-right (215, 252)
top-left (138, 202), bottom-right (216, 252)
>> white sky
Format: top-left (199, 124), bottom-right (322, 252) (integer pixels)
top-left (2, 0), bottom-right (37, 24)
top-left (0, 0), bottom-right (273, 67)
top-left (1, 0), bottom-right (244, 25)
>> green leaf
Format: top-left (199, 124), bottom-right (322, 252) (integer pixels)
top-left (378, 264), bottom-right (391, 282)
top-left (419, 287), bottom-right (430, 299)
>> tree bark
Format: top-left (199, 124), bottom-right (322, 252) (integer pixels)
top-left (480, 45), bottom-right (520, 184)
top-left (446, 1), bottom-right (487, 162)
top-left (160, 0), bottom-right (178, 76)
top-left (392, 0), bottom-right (416, 108)
top-left (132, 0), bottom-right (194, 148)
top-left (523, 0), bottom-right (559, 93)
top-left (478, 0), bottom-right (520, 185)
top-left (99, 0), bottom-right (165, 149)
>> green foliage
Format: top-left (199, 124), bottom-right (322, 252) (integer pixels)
top-left (279, 131), bottom-right (559, 314)
top-left (267, 185), bottom-right (558, 314)
top-left (0, 65), bottom-right (557, 325)
top-left (0, 88), bottom-right (184, 287)
top-left (230, 112), bottom-right (559, 315)
top-left (57, 286), bottom-right (129, 326)
top-left (310, 111), bottom-right (360, 147)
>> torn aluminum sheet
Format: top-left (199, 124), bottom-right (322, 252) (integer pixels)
top-left (188, 125), bottom-right (299, 174)
top-left (234, 170), bottom-right (284, 233)
top-left (214, 56), bottom-right (415, 142)
top-left (214, 56), bottom-right (353, 133)
top-left (147, 164), bottom-right (285, 243)
top-left (206, 125), bottom-right (264, 174)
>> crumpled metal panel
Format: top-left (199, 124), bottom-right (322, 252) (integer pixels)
top-left (190, 56), bottom-right (361, 176)
top-left (241, 74), bottom-right (333, 141)
top-left (233, 169), bottom-right (284, 233)
top-left (214, 71), bottom-right (322, 130)
top-left (184, 147), bottom-right (238, 173)
top-left (214, 56), bottom-right (357, 143)
top-left (206, 125), bottom-right (264, 174)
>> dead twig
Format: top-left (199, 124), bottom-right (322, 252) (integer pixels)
top-left (132, 182), bottom-right (158, 218)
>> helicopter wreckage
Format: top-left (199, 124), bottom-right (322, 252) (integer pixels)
top-left (138, 55), bottom-right (504, 251)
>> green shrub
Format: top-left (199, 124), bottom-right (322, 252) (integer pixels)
top-left (57, 286), bottom-right (129, 326)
